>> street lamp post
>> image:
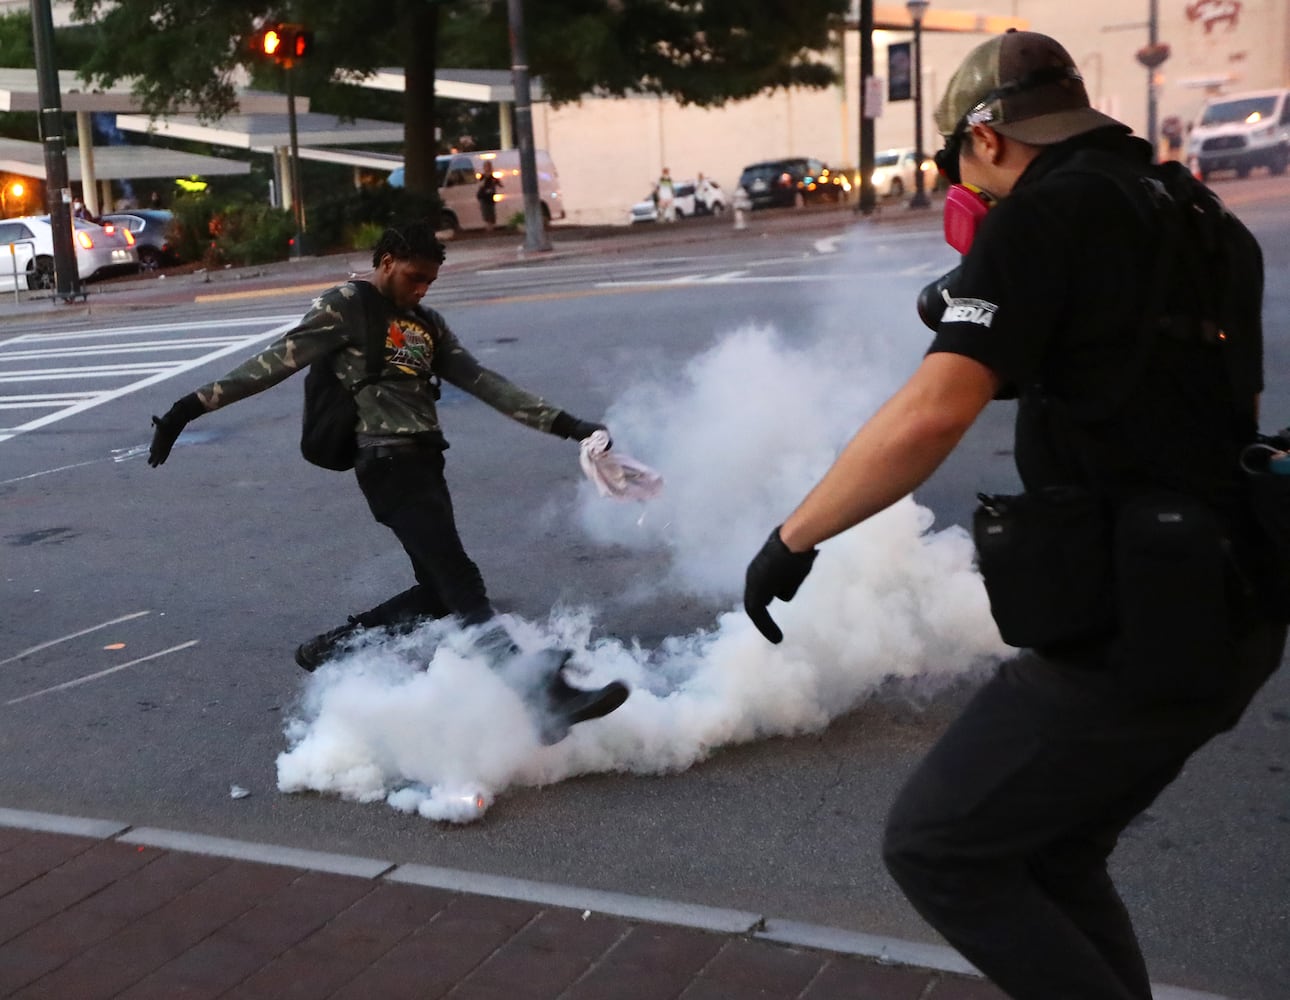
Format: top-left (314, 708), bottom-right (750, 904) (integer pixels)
top-left (906, 0), bottom-right (931, 209)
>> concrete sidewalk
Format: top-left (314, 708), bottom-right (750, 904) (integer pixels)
top-left (0, 809), bottom-right (1001, 1000)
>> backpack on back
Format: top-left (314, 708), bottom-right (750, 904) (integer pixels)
top-left (300, 282), bottom-right (388, 471)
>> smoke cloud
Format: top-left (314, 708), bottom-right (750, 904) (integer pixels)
top-left (277, 236), bottom-right (1007, 821)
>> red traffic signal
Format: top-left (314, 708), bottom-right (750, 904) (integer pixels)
top-left (252, 23), bottom-right (311, 63)
top-left (286, 26), bottom-right (312, 59)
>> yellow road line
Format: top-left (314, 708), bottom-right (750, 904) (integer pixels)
top-left (195, 279), bottom-right (663, 308)
top-left (193, 281), bottom-right (337, 304)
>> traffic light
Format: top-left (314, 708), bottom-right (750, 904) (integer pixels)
top-left (251, 23), bottom-right (311, 64)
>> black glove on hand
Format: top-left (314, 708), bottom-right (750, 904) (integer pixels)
top-left (744, 527), bottom-right (819, 644)
top-left (148, 392), bottom-right (205, 467)
top-left (916, 264), bottom-right (963, 332)
top-left (552, 410), bottom-right (610, 447)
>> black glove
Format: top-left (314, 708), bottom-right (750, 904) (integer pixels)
top-left (916, 264), bottom-right (963, 332)
top-left (744, 527), bottom-right (818, 644)
top-left (148, 393), bottom-right (205, 467)
top-left (552, 410), bottom-right (610, 446)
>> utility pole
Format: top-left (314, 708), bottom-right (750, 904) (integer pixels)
top-left (506, 0), bottom-right (551, 252)
top-left (285, 63), bottom-right (304, 256)
top-left (1146, 0), bottom-right (1159, 151)
top-left (1128, 0), bottom-right (1169, 153)
top-left (30, 0), bottom-right (80, 301)
top-left (857, 0), bottom-right (877, 215)
top-left (906, 0), bottom-right (932, 209)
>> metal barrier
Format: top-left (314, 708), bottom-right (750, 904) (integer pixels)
top-left (5, 239), bottom-right (36, 303)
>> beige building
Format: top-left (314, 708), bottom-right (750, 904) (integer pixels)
top-left (537, 0), bottom-right (1290, 224)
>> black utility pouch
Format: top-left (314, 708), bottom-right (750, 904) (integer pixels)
top-left (1114, 492), bottom-right (1231, 699)
top-left (973, 487), bottom-right (1115, 649)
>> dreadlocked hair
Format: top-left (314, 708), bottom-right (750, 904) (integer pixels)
top-left (371, 220), bottom-right (447, 267)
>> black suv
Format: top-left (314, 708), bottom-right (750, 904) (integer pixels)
top-left (737, 158), bottom-right (848, 208)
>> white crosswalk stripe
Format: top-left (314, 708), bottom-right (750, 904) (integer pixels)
top-left (0, 316), bottom-right (294, 443)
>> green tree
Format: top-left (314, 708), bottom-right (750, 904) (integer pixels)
top-left (69, 0), bottom-right (848, 196)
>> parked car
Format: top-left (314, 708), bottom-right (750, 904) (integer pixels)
top-left (628, 178), bottom-right (726, 223)
top-left (871, 148), bottom-right (938, 199)
top-left (736, 158), bottom-right (850, 209)
top-left (100, 209), bottom-right (178, 270)
top-left (0, 215), bottom-right (139, 291)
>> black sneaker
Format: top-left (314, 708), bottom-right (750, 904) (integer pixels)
top-left (294, 617), bottom-right (364, 672)
top-left (539, 671), bottom-right (630, 746)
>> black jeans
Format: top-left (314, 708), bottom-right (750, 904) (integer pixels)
top-left (883, 620), bottom-right (1286, 1000)
top-left (353, 446), bottom-right (494, 629)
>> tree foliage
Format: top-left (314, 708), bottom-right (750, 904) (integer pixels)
top-left (68, 0), bottom-right (848, 195)
top-left (448, 0), bottom-right (847, 107)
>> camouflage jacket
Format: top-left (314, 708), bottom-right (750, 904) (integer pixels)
top-left (193, 280), bottom-right (564, 442)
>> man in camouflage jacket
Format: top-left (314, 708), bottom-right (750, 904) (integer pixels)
top-left (147, 220), bottom-right (628, 743)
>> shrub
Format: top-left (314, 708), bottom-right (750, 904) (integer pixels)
top-left (210, 198), bottom-right (295, 265)
top-left (166, 194), bottom-right (217, 264)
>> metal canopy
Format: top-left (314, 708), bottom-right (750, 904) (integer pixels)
top-left (0, 137), bottom-right (250, 180)
top-left (356, 68), bottom-right (541, 104)
top-left (114, 112), bottom-right (404, 149)
top-left (0, 69), bottom-right (298, 114)
top-left (264, 146), bottom-right (404, 170)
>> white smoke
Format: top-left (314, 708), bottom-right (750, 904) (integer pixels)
top-left (276, 231), bottom-right (1007, 821)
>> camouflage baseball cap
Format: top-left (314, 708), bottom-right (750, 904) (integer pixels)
top-left (934, 30), bottom-right (1126, 144)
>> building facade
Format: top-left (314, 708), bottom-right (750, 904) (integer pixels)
top-left (541, 0), bottom-right (1289, 224)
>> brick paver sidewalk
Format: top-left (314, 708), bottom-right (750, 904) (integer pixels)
top-left (0, 825), bottom-right (1006, 1000)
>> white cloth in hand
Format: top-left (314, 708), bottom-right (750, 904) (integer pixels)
top-left (579, 430), bottom-right (663, 501)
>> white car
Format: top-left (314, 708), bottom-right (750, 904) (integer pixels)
top-left (0, 214), bottom-right (140, 291)
top-left (628, 179), bottom-right (726, 223)
top-left (871, 148), bottom-right (937, 199)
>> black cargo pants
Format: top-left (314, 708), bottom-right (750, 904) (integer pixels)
top-left (352, 444), bottom-right (495, 629)
top-left (882, 620), bottom-right (1285, 1000)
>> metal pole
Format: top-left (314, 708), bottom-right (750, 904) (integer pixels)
top-left (286, 64), bottom-right (304, 257)
top-left (1146, 0), bottom-right (1159, 152)
top-left (506, 0), bottom-right (551, 252)
top-left (857, 0), bottom-right (877, 215)
top-left (30, 0), bottom-right (80, 300)
top-left (909, 5), bottom-right (931, 208)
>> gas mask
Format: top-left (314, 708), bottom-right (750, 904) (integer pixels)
top-left (933, 129), bottom-right (998, 254)
top-left (942, 183), bottom-right (996, 255)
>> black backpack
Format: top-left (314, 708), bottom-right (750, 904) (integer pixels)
top-left (1054, 153), bottom-right (1290, 620)
top-left (300, 281), bottom-right (388, 471)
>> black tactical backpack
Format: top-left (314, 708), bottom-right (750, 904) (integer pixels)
top-left (300, 281), bottom-right (388, 471)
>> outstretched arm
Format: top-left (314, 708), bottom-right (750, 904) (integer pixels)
top-left (745, 351), bottom-right (998, 642)
top-left (780, 352), bottom-right (999, 551)
top-left (148, 290), bottom-right (356, 467)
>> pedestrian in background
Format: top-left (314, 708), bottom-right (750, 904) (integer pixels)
top-left (656, 167), bottom-right (676, 223)
top-left (476, 167), bottom-right (500, 230)
top-left (744, 30), bottom-right (1282, 999)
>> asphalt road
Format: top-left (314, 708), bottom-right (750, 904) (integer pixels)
top-left (1, 185), bottom-right (1288, 999)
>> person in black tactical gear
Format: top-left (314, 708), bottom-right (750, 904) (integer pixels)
top-left (149, 220), bottom-right (628, 745)
top-left (744, 30), bottom-right (1284, 999)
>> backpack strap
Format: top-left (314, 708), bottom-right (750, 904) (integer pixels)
top-left (1039, 150), bottom-right (1240, 421)
top-left (347, 279), bottom-right (388, 392)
